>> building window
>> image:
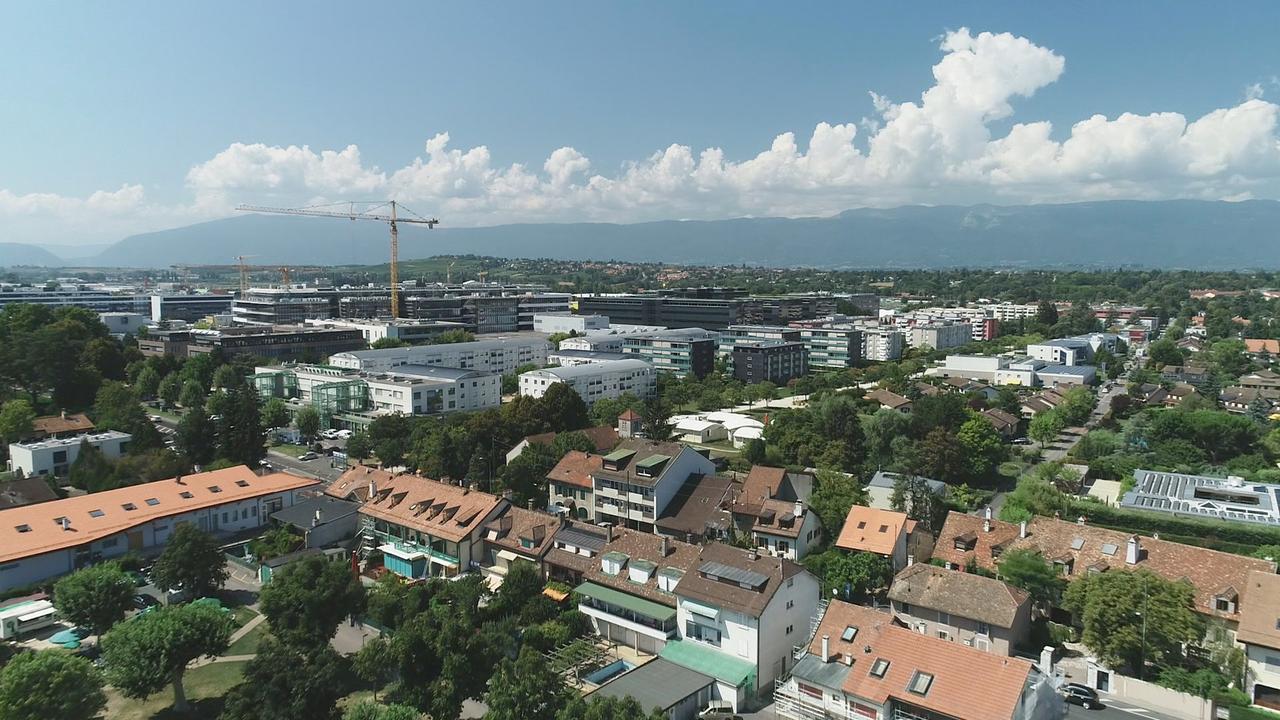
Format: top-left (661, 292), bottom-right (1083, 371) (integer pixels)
top-left (870, 658), bottom-right (890, 677)
top-left (798, 683), bottom-right (822, 699)
top-left (978, 621), bottom-right (990, 636)
top-left (908, 671), bottom-right (934, 696)
top-left (686, 621), bottom-right (721, 646)
top-left (101, 537), bottom-right (119, 549)
top-left (786, 599), bottom-right (794, 610)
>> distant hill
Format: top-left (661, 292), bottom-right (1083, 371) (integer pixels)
top-left (0, 242), bottom-right (68, 267)
top-left (27, 199), bottom-right (1280, 269)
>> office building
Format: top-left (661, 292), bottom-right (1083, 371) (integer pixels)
top-left (303, 317), bottom-right (470, 345)
top-left (519, 359), bottom-right (656, 406)
top-left (253, 363), bottom-right (501, 420)
top-left (622, 328), bottom-right (718, 378)
top-left (1121, 470), bottom-right (1280, 526)
top-left (0, 466), bottom-right (319, 592)
top-left (0, 283), bottom-right (149, 314)
top-left (801, 327), bottom-right (863, 369)
top-left (718, 325), bottom-right (802, 357)
top-left (330, 336), bottom-right (551, 375)
top-left (732, 341), bottom-right (808, 385)
top-left (547, 349), bottom-right (634, 367)
top-left (533, 313), bottom-right (610, 335)
top-left (577, 293), bottom-right (833, 331)
top-left (150, 293), bottom-right (235, 322)
top-left (138, 326), bottom-right (366, 361)
top-left (8, 431), bottom-right (131, 477)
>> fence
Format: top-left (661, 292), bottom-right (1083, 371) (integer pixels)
top-left (1087, 664), bottom-right (1216, 720)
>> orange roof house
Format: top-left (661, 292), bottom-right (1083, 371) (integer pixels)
top-left (835, 505), bottom-right (916, 572)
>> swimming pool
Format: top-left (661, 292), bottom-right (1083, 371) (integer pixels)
top-left (583, 659), bottom-right (635, 686)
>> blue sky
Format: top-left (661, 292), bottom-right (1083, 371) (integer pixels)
top-left (3, 1), bottom-right (1279, 245)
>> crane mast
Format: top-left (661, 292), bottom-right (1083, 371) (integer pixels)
top-left (236, 201), bottom-right (439, 318)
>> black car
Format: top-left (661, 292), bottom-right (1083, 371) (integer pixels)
top-left (133, 593), bottom-right (160, 610)
top-left (1060, 683), bottom-right (1102, 710)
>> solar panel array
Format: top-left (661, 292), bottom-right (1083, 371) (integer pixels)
top-left (1121, 470), bottom-right (1280, 526)
top-left (700, 560), bottom-right (769, 589)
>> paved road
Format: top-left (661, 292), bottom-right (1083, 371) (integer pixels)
top-left (266, 450), bottom-right (345, 482)
top-left (1079, 698), bottom-right (1182, 720)
top-left (1041, 382), bottom-right (1126, 463)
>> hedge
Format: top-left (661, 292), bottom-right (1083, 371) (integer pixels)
top-left (1069, 498), bottom-right (1280, 551)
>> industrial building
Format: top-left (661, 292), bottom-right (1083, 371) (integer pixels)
top-left (519, 359), bottom-right (656, 406)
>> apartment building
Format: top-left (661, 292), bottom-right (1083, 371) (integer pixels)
top-left (519, 359), bottom-right (656, 407)
top-left (622, 328), bottom-right (719, 378)
top-left (547, 451), bottom-right (605, 521)
top-left (909, 323), bottom-right (973, 351)
top-left (719, 325), bottom-right (803, 356)
top-left (732, 341), bottom-right (809, 385)
top-left (774, 601), bottom-right (1056, 720)
top-left (590, 440), bottom-right (717, 533)
top-left (730, 466), bottom-right (822, 560)
top-left (330, 336), bottom-right (551, 374)
top-left (8, 431), bottom-right (131, 477)
top-left (834, 505), bottom-right (918, 572)
top-left (252, 363), bottom-right (501, 419)
top-left (355, 472), bottom-right (508, 580)
top-left (887, 563), bottom-right (1032, 656)
top-left (0, 466), bottom-right (319, 592)
top-left (801, 327), bottom-right (863, 369)
top-left (861, 327), bottom-right (905, 361)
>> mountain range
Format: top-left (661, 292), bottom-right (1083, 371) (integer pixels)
top-left (5, 199), bottom-right (1280, 269)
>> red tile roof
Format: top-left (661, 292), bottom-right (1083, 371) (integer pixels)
top-left (32, 412), bottom-right (95, 437)
top-left (835, 505), bottom-right (909, 556)
top-left (933, 512), bottom-right (1276, 619)
top-left (808, 601), bottom-right (1033, 720)
top-left (1238, 571), bottom-right (1280, 651)
top-left (358, 474), bottom-right (506, 544)
top-left (546, 450), bottom-right (603, 490)
top-left (325, 465), bottom-right (399, 502)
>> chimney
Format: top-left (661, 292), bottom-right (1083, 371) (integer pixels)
top-left (369, 480), bottom-right (377, 497)
top-left (793, 500), bottom-right (804, 518)
top-left (844, 653), bottom-right (854, 666)
top-left (821, 635), bottom-right (830, 662)
top-left (748, 549), bottom-right (758, 561)
top-left (1126, 535), bottom-right (1140, 565)
top-left (60, 410), bottom-right (66, 420)
top-left (61, 517), bottom-right (70, 531)
top-left (605, 524), bottom-right (613, 543)
top-left (175, 473), bottom-right (184, 485)
top-left (984, 506), bottom-right (993, 522)
top-left (907, 554), bottom-right (914, 567)
top-left (983, 517), bottom-right (991, 533)
top-left (312, 509), bottom-right (322, 527)
top-left (1077, 515), bottom-right (1086, 526)
top-left (661, 535), bottom-right (670, 557)
top-left (1019, 520), bottom-right (1027, 539)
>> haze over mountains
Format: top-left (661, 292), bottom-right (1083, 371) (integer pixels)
top-left (7, 200), bottom-right (1280, 270)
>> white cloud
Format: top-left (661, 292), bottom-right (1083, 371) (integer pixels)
top-left (8, 26), bottom-right (1280, 246)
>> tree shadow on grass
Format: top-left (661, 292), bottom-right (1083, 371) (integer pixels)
top-left (148, 697), bottom-right (226, 720)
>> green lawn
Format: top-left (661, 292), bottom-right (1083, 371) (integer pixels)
top-left (105, 661), bottom-right (246, 720)
top-left (228, 605), bottom-right (259, 629)
top-left (1230, 707), bottom-right (1280, 720)
top-left (270, 443), bottom-right (311, 458)
top-left (225, 621), bottom-right (270, 656)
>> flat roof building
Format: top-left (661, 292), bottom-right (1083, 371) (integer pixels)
top-left (8, 431), bottom-right (131, 478)
top-left (519, 359), bottom-right (656, 407)
top-left (330, 335), bottom-right (551, 375)
top-left (1122, 470), bottom-right (1280, 526)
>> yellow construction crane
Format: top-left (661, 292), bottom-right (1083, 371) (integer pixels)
top-left (236, 201), bottom-right (439, 317)
top-left (278, 266), bottom-right (291, 286)
top-left (234, 255), bottom-right (258, 295)
top-left (447, 260), bottom-right (456, 284)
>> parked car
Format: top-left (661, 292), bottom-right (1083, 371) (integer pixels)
top-left (298, 452), bottom-right (318, 461)
top-left (133, 593), bottom-right (160, 610)
top-left (1060, 683), bottom-right (1102, 710)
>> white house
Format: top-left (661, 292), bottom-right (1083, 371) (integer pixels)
top-left (8, 431), bottom-right (132, 477)
top-left (0, 466), bottom-right (319, 592)
top-left (519, 359), bottom-right (655, 406)
top-left (667, 543), bottom-right (821, 711)
top-left (1237, 570), bottom-right (1280, 709)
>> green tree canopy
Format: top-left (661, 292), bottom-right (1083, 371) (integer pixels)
top-left (555, 695), bottom-right (667, 720)
top-left (68, 437), bottom-right (116, 491)
top-left (0, 649), bottom-right (107, 720)
top-left (996, 548), bottom-right (1064, 604)
top-left (541, 382), bottom-right (589, 432)
top-left (158, 372), bottom-right (182, 407)
top-left (483, 646), bottom-right (569, 720)
top-left (221, 638), bottom-right (348, 720)
top-left (808, 469), bottom-right (868, 540)
top-left (804, 549), bottom-right (893, 601)
top-left (956, 415), bottom-right (1005, 479)
top-left (344, 701), bottom-right (423, 720)
top-left (101, 602), bottom-right (233, 712)
top-left (149, 524), bottom-right (229, 599)
top-left (260, 554), bottom-right (367, 650)
top-left (296, 406), bottom-right (323, 441)
top-left (1028, 410), bottom-right (1066, 448)
top-left (262, 397), bottom-right (291, 429)
top-left (0, 398), bottom-right (36, 443)
top-left (176, 402), bottom-right (217, 466)
top-left (134, 365), bottom-right (162, 399)
top-left (53, 561), bottom-right (135, 636)
top-left (178, 378), bottom-right (206, 409)
top-left (1062, 569), bottom-right (1203, 675)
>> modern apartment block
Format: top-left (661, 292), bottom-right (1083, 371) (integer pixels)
top-left (519, 359), bottom-right (656, 407)
top-left (622, 328), bottom-right (719, 378)
top-left (908, 323), bottom-right (973, 350)
top-left (329, 336), bottom-right (552, 374)
top-left (718, 325), bottom-right (802, 357)
top-left (252, 363), bottom-right (501, 420)
top-left (732, 341), bottom-right (809, 385)
top-left (861, 327), bottom-right (905, 361)
top-left (590, 440), bottom-right (717, 533)
top-left (800, 327), bottom-right (863, 369)
top-left (8, 431), bottom-right (132, 477)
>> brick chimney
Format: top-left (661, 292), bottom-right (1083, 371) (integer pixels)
top-left (1126, 535), bottom-right (1141, 565)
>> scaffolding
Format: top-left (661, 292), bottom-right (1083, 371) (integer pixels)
top-left (773, 679), bottom-right (858, 720)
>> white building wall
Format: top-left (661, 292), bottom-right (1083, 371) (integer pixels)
top-left (653, 450), bottom-right (717, 517)
top-left (9, 433), bottom-right (131, 477)
top-left (1246, 644), bottom-right (1280, 706)
top-left (518, 362), bottom-right (655, 406)
top-left (757, 571), bottom-right (821, 689)
top-left (330, 339), bottom-right (551, 374)
top-left (533, 314), bottom-right (609, 334)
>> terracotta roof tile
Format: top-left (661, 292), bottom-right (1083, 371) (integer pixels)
top-left (358, 474), bottom-right (506, 544)
top-left (31, 412), bottom-right (95, 437)
top-left (0, 467), bottom-right (319, 564)
top-left (835, 505), bottom-right (910, 556)
top-left (933, 512), bottom-right (1275, 619)
top-left (888, 563), bottom-right (1030, 628)
top-left (675, 542), bottom-right (807, 617)
top-left (1238, 571), bottom-right (1280, 651)
top-left (325, 465), bottom-right (399, 502)
top-left (546, 451), bottom-right (603, 490)
top-left (545, 526), bottom-right (701, 607)
top-left (483, 506), bottom-right (563, 559)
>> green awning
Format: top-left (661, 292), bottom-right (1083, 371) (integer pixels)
top-left (660, 639), bottom-right (756, 688)
top-left (574, 581), bottom-right (676, 621)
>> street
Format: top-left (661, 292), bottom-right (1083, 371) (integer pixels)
top-left (265, 449), bottom-right (346, 483)
top-left (1075, 698), bottom-right (1182, 720)
top-left (1042, 381), bottom-right (1126, 463)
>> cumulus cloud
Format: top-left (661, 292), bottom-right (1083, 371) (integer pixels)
top-left (8, 26), bottom-right (1280, 245)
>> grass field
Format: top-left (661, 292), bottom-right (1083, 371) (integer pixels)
top-left (105, 661), bottom-right (246, 720)
top-left (225, 621), bottom-right (270, 656)
top-left (1230, 706), bottom-right (1280, 720)
top-left (270, 443), bottom-right (311, 458)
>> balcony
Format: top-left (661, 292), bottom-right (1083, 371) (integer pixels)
top-left (364, 529), bottom-right (459, 566)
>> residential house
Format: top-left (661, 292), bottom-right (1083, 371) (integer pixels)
top-left (774, 600), bottom-right (1059, 720)
top-left (1160, 365), bottom-right (1210, 385)
top-left (834, 505), bottom-right (919, 573)
top-left (0, 477), bottom-right (59, 510)
top-left (1236, 571), bottom-right (1280, 710)
top-left (981, 408), bottom-right (1021, 439)
top-left (479, 506), bottom-right (562, 587)
top-left (0, 466), bottom-right (319, 592)
top-left (1020, 389), bottom-right (1065, 418)
top-left (1176, 336), bottom-right (1205, 354)
top-left (356, 473), bottom-right (508, 580)
top-left (590, 439), bottom-right (717, 533)
top-left (546, 450), bottom-right (603, 521)
top-left (932, 512), bottom-right (1276, 626)
top-left (1164, 383), bottom-right (1200, 407)
top-left (941, 376), bottom-right (1000, 400)
top-left (913, 382), bottom-right (942, 397)
top-left (729, 466), bottom-right (822, 560)
top-left (324, 465), bottom-right (399, 503)
top-left (1132, 383), bottom-right (1169, 407)
top-left (268, 494), bottom-right (362, 549)
top-left (887, 563), bottom-right (1032, 656)
top-left (29, 412), bottom-right (95, 440)
top-left (8, 431), bottom-right (132, 477)
top-left (505, 425), bottom-right (619, 464)
top-left (656, 472), bottom-right (739, 544)
top-left (1239, 370), bottom-right (1280, 391)
top-left (866, 389), bottom-right (912, 414)
top-left (668, 543), bottom-right (820, 710)
top-left (1220, 386), bottom-right (1280, 416)
top-left (865, 472), bottom-right (947, 514)
top-left (545, 524), bottom-right (702, 655)
top-left (1245, 340), bottom-right (1280, 361)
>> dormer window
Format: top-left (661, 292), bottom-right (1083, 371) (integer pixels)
top-left (953, 532), bottom-right (977, 551)
top-left (602, 551), bottom-right (629, 576)
top-left (628, 560), bottom-right (656, 584)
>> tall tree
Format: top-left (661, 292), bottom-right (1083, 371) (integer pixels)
top-left (296, 406), bottom-right (323, 441)
top-left (158, 372), bottom-right (182, 408)
top-left (221, 638), bottom-right (349, 720)
top-left (176, 402), bottom-right (217, 466)
top-left (808, 469), bottom-right (868, 539)
top-left (996, 548), bottom-right (1064, 604)
top-left (212, 364), bottom-right (242, 390)
top-left (346, 431), bottom-right (373, 461)
top-left (956, 415), bottom-right (1004, 479)
top-left (1036, 300), bottom-right (1059, 327)
top-left (1028, 410), bottom-right (1065, 448)
top-left (1063, 569), bottom-right (1202, 676)
top-left (178, 378), bottom-right (206, 409)
top-left (149, 523), bottom-right (229, 600)
top-left (101, 603), bottom-right (232, 713)
top-left (918, 427), bottom-right (967, 482)
top-left (0, 650), bottom-right (107, 720)
top-left (556, 695), bottom-right (667, 720)
top-left (262, 397), bottom-right (291, 429)
top-left (344, 702), bottom-right (422, 720)
top-left (483, 647), bottom-right (569, 720)
top-left (804, 549), bottom-right (892, 601)
top-left (53, 562), bottom-right (135, 636)
top-left (259, 554), bottom-right (367, 650)
top-left (134, 365), bottom-right (162, 399)
top-left (540, 382), bottom-right (589, 432)
top-left (0, 398), bottom-right (36, 444)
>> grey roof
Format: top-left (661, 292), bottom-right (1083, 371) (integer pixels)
top-left (588, 657), bottom-right (714, 712)
top-left (554, 522), bottom-right (608, 552)
top-left (1121, 469), bottom-right (1280, 525)
top-left (270, 495), bottom-right (361, 529)
top-left (262, 547), bottom-right (322, 568)
top-left (528, 359), bottom-right (652, 379)
top-left (699, 560), bottom-right (769, 589)
top-left (791, 653), bottom-right (853, 690)
top-left (1038, 364), bottom-right (1096, 377)
top-left (388, 364), bottom-right (491, 381)
top-left (625, 328), bottom-right (719, 341)
top-left (869, 471), bottom-right (946, 495)
top-left (549, 350), bottom-right (633, 362)
top-left (335, 336), bottom-right (549, 360)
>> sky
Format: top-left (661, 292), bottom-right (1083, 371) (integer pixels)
top-left (2, 1), bottom-right (1280, 247)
